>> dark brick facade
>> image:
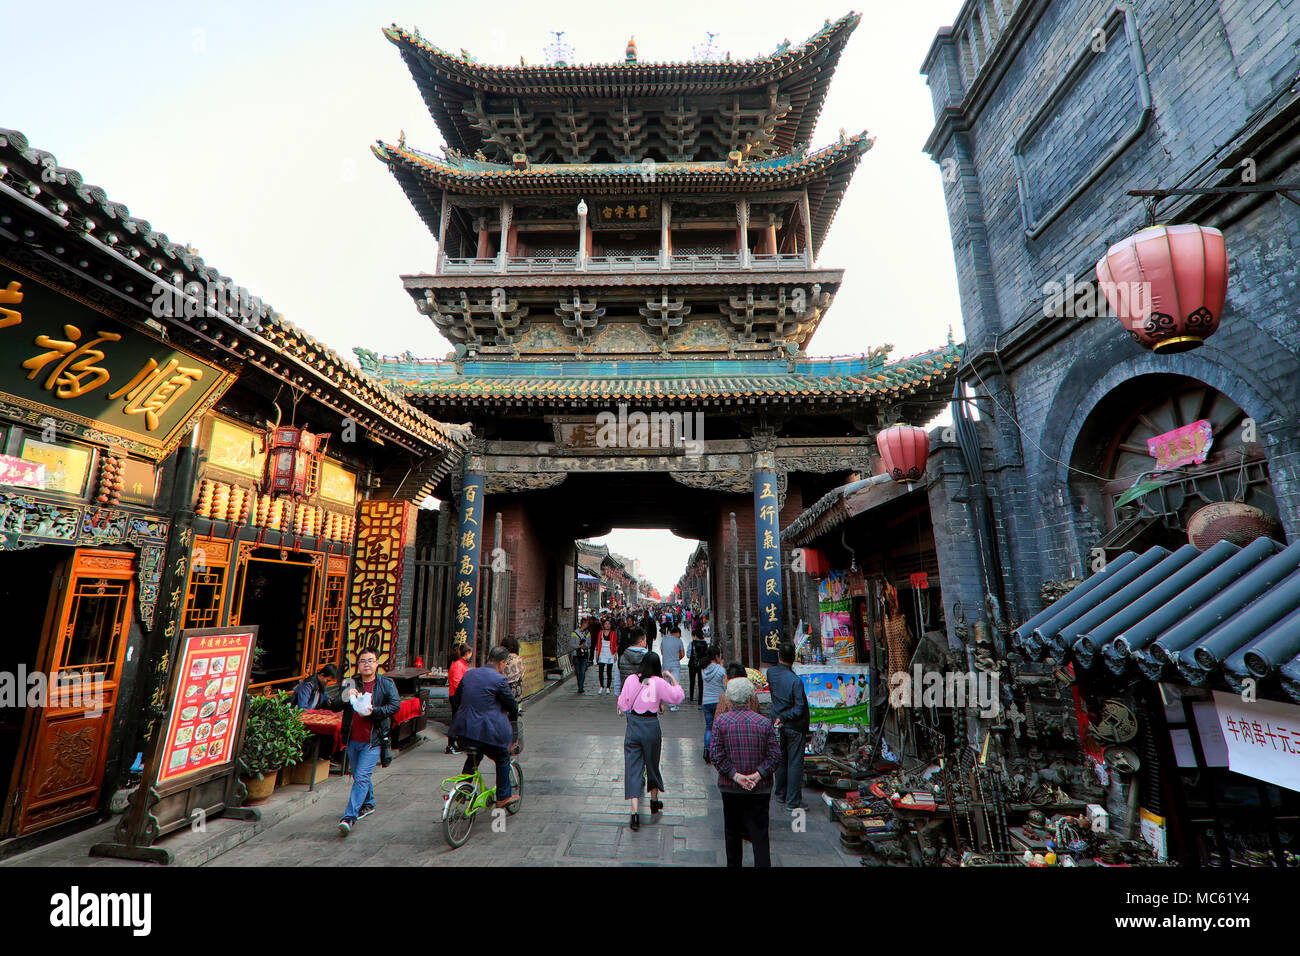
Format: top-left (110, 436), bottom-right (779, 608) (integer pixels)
top-left (923, 0), bottom-right (1300, 626)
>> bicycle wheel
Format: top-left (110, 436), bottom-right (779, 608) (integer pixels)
top-left (507, 761), bottom-right (523, 815)
top-left (442, 782), bottom-right (477, 848)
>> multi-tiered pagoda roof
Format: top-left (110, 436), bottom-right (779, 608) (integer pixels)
top-left (384, 13), bottom-right (860, 162)
top-left (366, 15), bottom-right (961, 423)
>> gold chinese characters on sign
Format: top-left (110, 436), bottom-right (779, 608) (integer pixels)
top-left (0, 264), bottom-right (234, 460)
top-left (590, 198), bottom-right (661, 231)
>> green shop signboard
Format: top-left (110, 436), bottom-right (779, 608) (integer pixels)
top-left (0, 263), bottom-right (235, 460)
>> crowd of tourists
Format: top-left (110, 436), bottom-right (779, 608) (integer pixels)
top-left (303, 600), bottom-right (809, 866)
top-left (568, 605), bottom-right (810, 865)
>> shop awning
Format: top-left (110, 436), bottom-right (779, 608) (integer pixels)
top-left (577, 572), bottom-right (599, 582)
top-left (1013, 538), bottom-right (1300, 701)
top-left (782, 473), bottom-right (916, 547)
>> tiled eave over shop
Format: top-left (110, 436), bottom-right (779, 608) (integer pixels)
top-left (0, 128), bottom-right (469, 495)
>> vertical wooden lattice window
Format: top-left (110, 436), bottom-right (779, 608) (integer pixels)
top-left (317, 572), bottom-right (346, 670)
top-left (183, 564), bottom-right (228, 629)
top-left (59, 578), bottom-right (131, 679)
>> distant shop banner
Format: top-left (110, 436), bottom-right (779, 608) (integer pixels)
top-left (452, 473), bottom-right (485, 648)
top-left (0, 264), bottom-right (234, 459)
top-left (1211, 690), bottom-right (1300, 793)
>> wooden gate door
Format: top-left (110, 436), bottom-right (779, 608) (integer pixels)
top-left (6, 549), bottom-right (135, 836)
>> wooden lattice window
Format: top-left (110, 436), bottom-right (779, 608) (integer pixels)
top-left (317, 572), bottom-right (346, 670)
top-left (59, 577), bottom-right (131, 679)
top-left (183, 564), bottom-right (228, 629)
top-left (183, 537), bottom-right (231, 630)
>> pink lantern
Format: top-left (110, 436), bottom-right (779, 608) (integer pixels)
top-left (1095, 224), bottom-right (1228, 353)
top-left (876, 424), bottom-right (929, 483)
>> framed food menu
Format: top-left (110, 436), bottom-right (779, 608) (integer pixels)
top-left (93, 626), bottom-right (260, 862)
top-left (158, 629), bottom-right (257, 786)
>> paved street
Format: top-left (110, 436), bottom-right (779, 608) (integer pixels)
top-left (206, 674), bottom-right (856, 867)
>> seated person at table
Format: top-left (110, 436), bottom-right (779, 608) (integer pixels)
top-left (290, 665), bottom-right (340, 709)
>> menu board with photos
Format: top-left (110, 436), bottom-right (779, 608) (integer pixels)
top-left (158, 629), bottom-right (256, 785)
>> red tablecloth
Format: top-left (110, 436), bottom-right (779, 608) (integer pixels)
top-left (299, 698), bottom-right (423, 751)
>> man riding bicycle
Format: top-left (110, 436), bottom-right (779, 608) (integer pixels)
top-left (448, 645), bottom-right (520, 810)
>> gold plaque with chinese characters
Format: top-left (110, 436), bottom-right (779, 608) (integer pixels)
top-left (0, 263), bottom-right (235, 460)
top-left (589, 197), bottom-right (661, 231)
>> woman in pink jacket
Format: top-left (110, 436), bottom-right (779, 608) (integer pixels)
top-left (617, 651), bottom-right (684, 830)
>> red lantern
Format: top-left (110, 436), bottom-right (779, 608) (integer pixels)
top-left (261, 426), bottom-right (328, 499)
top-left (876, 424), bottom-right (929, 482)
top-left (1095, 224), bottom-right (1227, 353)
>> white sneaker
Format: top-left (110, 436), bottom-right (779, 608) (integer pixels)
top-left (669, 706), bottom-right (679, 712)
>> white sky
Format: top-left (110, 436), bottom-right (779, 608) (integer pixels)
top-left (4, 0), bottom-right (967, 595)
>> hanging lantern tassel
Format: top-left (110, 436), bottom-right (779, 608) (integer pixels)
top-left (1095, 223), bottom-right (1227, 353)
top-left (876, 424), bottom-right (930, 483)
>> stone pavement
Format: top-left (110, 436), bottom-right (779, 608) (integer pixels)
top-left (205, 674), bottom-right (858, 867)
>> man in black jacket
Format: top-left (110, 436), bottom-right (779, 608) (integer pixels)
top-left (764, 641), bottom-right (810, 811)
top-left (329, 648), bottom-right (400, 835)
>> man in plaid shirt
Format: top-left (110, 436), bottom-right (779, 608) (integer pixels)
top-left (709, 677), bottom-right (781, 866)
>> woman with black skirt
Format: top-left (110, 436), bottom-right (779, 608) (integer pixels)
top-left (616, 651), bottom-right (685, 830)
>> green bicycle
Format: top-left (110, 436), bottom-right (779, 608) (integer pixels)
top-left (441, 745), bottom-right (523, 849)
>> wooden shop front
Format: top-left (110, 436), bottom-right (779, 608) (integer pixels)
top-left (180, 413), bottom-right (359, 693)
top-left (0, 262), bottom-right (233, 841)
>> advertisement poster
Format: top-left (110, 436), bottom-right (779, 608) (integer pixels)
top-left (158, 630), bottom-right (256, 786)
top-left (795, 664), bottom-right (870, 732)
top-left (818, 610), bottom-right (856, 663)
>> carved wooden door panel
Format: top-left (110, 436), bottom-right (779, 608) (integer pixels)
top-left (11, 550), bottom-right (134, 836)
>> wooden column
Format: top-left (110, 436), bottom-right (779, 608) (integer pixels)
top-left (476, 217), bottom-right (490, 259)
top-left (737, 198), bottom-right (750, 268)
top-left (436, 191), bottom-right (450, 275)
top-left (764, 216), bottom-right (778, 255)
top-left (800, 189), bottom-right (813, 268)
top-left (660, 199), bottom-right (672, 268)
top-left (497, 201), bottom-right (512, 274)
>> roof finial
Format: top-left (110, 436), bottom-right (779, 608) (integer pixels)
top-left (947, 325), bottom-right (955, 346)
top-left (398, 129), bottom-right (406, 147)
top-left (626, 35), bottom-right (637, 62)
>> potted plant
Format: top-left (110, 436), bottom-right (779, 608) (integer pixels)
top-left (239, 691), bottom-right (309, 803)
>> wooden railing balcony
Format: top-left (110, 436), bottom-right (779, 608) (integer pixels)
top-left (438, 252), bottom-right (812, 275)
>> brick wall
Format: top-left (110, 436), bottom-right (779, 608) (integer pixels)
top-left (923, 0), bottom-right (1300, 622)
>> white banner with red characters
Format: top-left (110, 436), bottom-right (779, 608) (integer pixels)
top-left (1211, 691), bottom-right (1300, 793)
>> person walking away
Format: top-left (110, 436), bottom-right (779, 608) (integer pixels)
top-left (699, 645), bottom-right (727, 763)
top-left (499, 635), bottom-right (525, 753)
top-left (617, 651), bottom-right (684, 830)
top-left (594, 616), bottom-right (619, 695)
top-left (714, 661), bottom-right (759, 717)
top-left (687, 630), bottom-right (711, 704)
top-left (658, 625), bottom-right (686, 710)
top-left (641, 611), bottom-right (657, 649)
top-left (330, 648), bottom-right (400, 835)
top-left (618, 628), bottom-right (649, 692)
top-left (570, 616), bottom-right (592, 693)
top-left (290, 664), bottom-right (339, 709)
top-left (765, 641), bottom-right (811, 811)
top-left (449, 646), bottom-right (520, 809)
top-left (446, 643), bottom-right (473, 754)
top-left (709, 677), bottom-right (781, 866)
